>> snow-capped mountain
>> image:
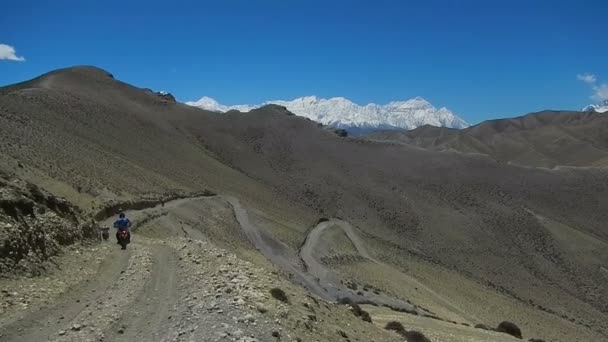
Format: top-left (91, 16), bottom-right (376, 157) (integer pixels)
top-left (582, 100), bottom-right (608, 113)
top-left (186, 96), bottom-right (469, 131)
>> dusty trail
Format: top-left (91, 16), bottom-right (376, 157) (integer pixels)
top-left (105, 244), bottom-right (180, 342)
top-left (224, 196), bottom-right (330, 299)
top-left (225, 196), bottom-right (421, 313)
top-left (0, 248), bottom-right (131, 342)
top-left (300, 219), bottom-right (421, 312)
top-left (0, 198), bottom-right (190, 342)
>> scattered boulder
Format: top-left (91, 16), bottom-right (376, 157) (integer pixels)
top-left (255, 303), bottom-right (268, 313)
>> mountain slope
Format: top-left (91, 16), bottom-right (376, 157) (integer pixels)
top-left (1, 66), bottom-right (608, 341)
top-left (186, 95), bottom-right (469, 131)
top-left (366, 110), bottom-right (608, 167)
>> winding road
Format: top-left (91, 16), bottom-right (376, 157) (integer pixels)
top-left (1, 194), bottom-right (437, 342)
top-left (224, 196), bottom-right (421, 313)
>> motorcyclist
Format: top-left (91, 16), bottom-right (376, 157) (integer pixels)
top-left (113, 212), bottom-right (132, 244)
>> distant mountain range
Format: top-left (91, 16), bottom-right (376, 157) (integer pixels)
top-left (583, 100), bottom-right (608, 113)
top-left (186, 96), bottom-right (470, 132)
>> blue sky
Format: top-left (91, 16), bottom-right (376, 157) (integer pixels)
top-left (1, 0), bottom-right (607, 123)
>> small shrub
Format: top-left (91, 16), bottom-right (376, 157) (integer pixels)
top-left (338, 297), bottom-right (353, 305)
top-left (496, 321), bottom-right (522, 339)
top-left (346, 281), bottom-right (358, 290)
top-left (404, 330), bottom-right (431, 342)
top-left (269, 288), bottom-right (289, 303)
top-left (347, 302), bottom-right (371, 322)
top-left (385, 321), bottom-right (406, 333)
top-left (360, 310), bottom-right (372, 323)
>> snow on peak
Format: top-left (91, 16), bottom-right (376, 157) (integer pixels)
top-left (186, 96), bottom-right (470, 130)
top-left (582, 100), bottom-right (608, 113)
top-left (186, 96), bottom-right (228, 112)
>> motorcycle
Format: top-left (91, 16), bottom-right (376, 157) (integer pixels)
top-left (117, 230), bottom-right (130, 250)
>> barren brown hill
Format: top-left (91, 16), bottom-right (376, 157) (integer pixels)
top-left (1, 66), bottom-right (608, 341)
top-left (365, 111), bottom-right (608, 167)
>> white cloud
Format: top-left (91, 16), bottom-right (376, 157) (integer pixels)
top-left (577, 73), bottom-right (596, 84)
top-left (0, 44), bottom-right (25, 62)
top-left (578, 72), bottom-right (608, 103)
top-left (592, 83), bottom-right (608, 102)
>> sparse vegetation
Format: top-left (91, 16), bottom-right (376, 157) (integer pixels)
top-left (345, 280), bottom-right (358, 290)
top-left (344, 302), bottom-right (372, 323)
top-left (269, 287), bottom-right (289, 303)
top-left (338, 297), bottom-right (353, 305)
top-left (384, 322), bottom-right (430, 342)
top-left (360, 309), bottom-right (372, 323)
top-left (495, 321), bottom-right (522, 339)
top-left (382, 303), bottom-right (418, 315)
top-left (404, 330), bottom-right (431, 342)
top-left (385, 321), bottom-right (406, 333)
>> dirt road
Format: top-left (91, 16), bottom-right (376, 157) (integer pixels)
top-left (1, 195), bottom-right (557, 342)
top-left (0, 197), bottom-right (263, 342)
top-left (224, 197), bottom-right (422, 313)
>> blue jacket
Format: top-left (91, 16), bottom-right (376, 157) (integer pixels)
top-left (113, 218), bottom-right (132, 231)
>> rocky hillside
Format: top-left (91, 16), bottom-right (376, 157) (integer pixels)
top-left (0, 171), bottom-right (96, 275)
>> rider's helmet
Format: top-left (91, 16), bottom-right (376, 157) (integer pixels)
top-left (119, 212), bottom-right (126, 219)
